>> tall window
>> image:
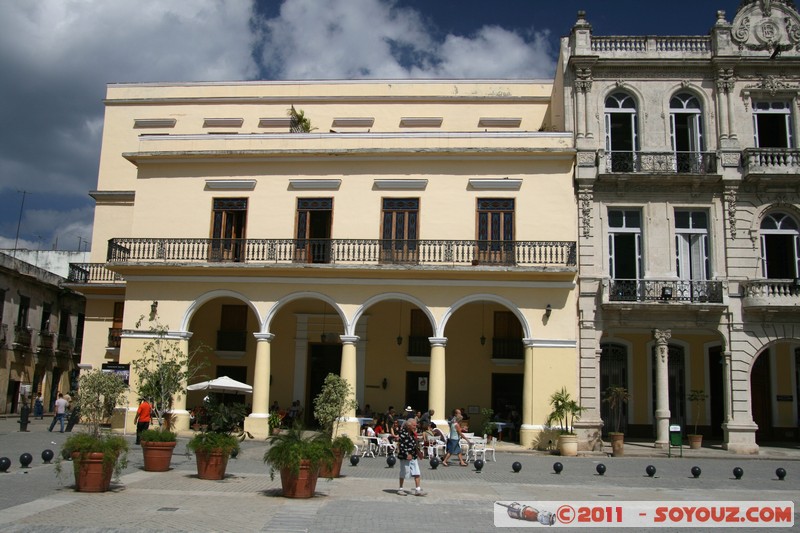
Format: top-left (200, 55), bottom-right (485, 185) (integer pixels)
top-left (608, 209), bottom-right (643, 301)
top-left (753, 101), bottom-right (793, 148)
top-left (381, 198), bottom-right (419, 263)
top-left (17, 295), bottom-right (30, 329)
top-left (218, 304), bottom-right (248, 352)
top-left (477, 198), bottom-right (515, 265)
top-left (109, 302), bottom-right (124, 348)
top-left (675, 210), bottom-right (709, 281)
top-left (408, 309), bottom-right (432, 357)
top-left (760, 212), bottom-right (800, 279)
top-left (492, 311), bottom-right (523, 359)
top-left (605, 92), bottom-right (638, 172)
top-left (210, 198), bottom-right (247, 262)
top-left (670, 93), bottom-right (705, 172)
top-left (296, 198), bottom-right (332, 263)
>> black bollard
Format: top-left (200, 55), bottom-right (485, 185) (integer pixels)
top-left (776, 467), bottom-right (786, 481)
top-left (429, 456), bottom-right (439, 469)
top-left (553, 462), bottom-right (563, 474)
top-left (512, 461), bottom-right (522, 473)
top-left (0, 457), bottom-right (10, 472)
top-left (596, 463), bottom-right (606, 475)
top-left (18, 404), bottom-right (31, 432)
top-left (691, 466), bottom-right (701, 478)
top-left (646, 465), bottom-right (656, 477)
top-left (19, 453), bottom-right (33, 468)
top-left (41, 449), bottom-right (55, 464)
top-left (386, 454), bottom-right (396, 468)
top-left (350, 454), bottom-right (360, 466)
top-left (474, 459), bottom-right (484, 472)
top-left (733, 467), bottom-right (743, 480)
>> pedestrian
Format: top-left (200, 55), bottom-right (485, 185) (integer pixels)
top-left (33, 392), bottom-right (44, 419)
top-left (48, 393), bottom-right (68, 433)
top-left (397, 417), bottom-right (426, 496)
top-left (442, 408), bottom-right (470, 467)
top-left (134, 398), bottom-right (152, 445)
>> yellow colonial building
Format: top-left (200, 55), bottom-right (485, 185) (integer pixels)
top-left (67, 80), bottom-right (578, 442)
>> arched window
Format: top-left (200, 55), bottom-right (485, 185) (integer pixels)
top-left (604, 92), bottom-right (638, 172)
top-left (760, 212), bottom-right (800, 278)
top-left (670, 93), bottom-right (705, 172)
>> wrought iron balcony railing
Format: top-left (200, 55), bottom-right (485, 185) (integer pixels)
top-left (407, 335), bottom-right (432, 358)
top-left (602, 151), bottom-right (717, 174)
top-left (68, 263), bottom-right (124, 283)
top-left (217, 330), bottom-right (247, 352)
top-left (492, 337), bottom-right (524, 359)
top-left (741, 279), bottom-right (800, 309)
top-left (608, 279), bottom-right (724, 304)
top-left (107, 328), bottom-right (121, 349)
top-left (38, 331), bottom-right (55, 353)
top-left (104, 238), bottom-right (576, 268)
top-left (13, 326), bottom-right (32, 348)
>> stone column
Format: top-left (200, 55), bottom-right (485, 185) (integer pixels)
top-left (245, 333), bottom-right (274, 439)
top-left (653, 329), bottom-right (671, 448)
top-left (519, 339), bottom-right (536, 448)
top-left (170, 333), bottom-right (192, 432)
top-left (428, 337), bottom-right (447, 420)
top-left (722, 349), bottom-right (732, 423)
top-left (338, 335), bottom-right (360, 438)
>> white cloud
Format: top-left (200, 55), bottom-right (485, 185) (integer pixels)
top-left (259, 0), bottom-right (554, 79)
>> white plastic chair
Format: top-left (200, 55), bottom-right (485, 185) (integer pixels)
top-left (360, 436), bottom-right (376, 457)
top-left (481, 434), bottom-right (496, 461)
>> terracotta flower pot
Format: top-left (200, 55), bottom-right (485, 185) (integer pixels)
top-left (280, 460), bottom-right (319, 498)
top-left (319, 448), bottom-right (344, 479)
top-left (688, 434), bottom-right (703, 450)
top-left (142, 441), bottom-right (177, 472)
top-left (72, 452), bottom-right (115, 493)
top-left (195, 449), bottom-right (230, 480)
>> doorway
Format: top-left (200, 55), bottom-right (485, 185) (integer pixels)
top-left (492, 373), bottom-right (523, 442)
top-left (306, 343), bottom-right (342, 426)
top-left (708, 346), bottom-right (724, 438)
top-left (751, 351), bottom-right (772, 443)
top-left (405, 371), bottom-right (429, 414)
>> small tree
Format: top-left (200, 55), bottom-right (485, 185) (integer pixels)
top-left (131, 315), bottom-right (207, 428)
top-left (688, 389), bottom-right (708, 436)
top-left (74, 370), bottom-right (128, 438)
top-left (288, 106), bottom-right (316, 133)
top-left (546, 387), bottom-right (584, 434)
top-left (604, 386), bottom-right (630, 434)
top-left (314, 373), bottom-right (358, 438)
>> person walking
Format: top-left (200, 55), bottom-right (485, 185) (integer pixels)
top-left (134, 398), bottom-right (152, 445)
top-left (397, 417), bottom-right (426, 496)
top-left (33, 392), bottom-right (44, 419)
top-left (442, 408), bottom-right (470, 467)
top-left (48, 393), bottom-right (68, 432)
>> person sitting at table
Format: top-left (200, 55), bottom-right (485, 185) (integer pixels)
top-left (419, 409), bottom-right (433, 429)
top-left (363, 404), bottom-right (374, 419)
top-left (270, 400), bottom-right (280, 413)
top-left (388, 418), bottom-right (400, 443)
top-left (365, 424), bottom-right (376, 438)
top-left (374, 418), bottom-right (384, 435)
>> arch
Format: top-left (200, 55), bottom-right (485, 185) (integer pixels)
top-left (351, 293), bottom-right (436, 336)
top-left (262, 291), bottom-right (345, 334)
top-left (180, 289), bottom-right (261, 332)
top-left (439, 294), bottom-right (531, 339)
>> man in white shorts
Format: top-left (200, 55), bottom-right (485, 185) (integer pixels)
top-left (397, 417), bottom-right (426, 496)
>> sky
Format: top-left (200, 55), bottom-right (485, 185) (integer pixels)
top-left (0, 0), bottom-right (741, 253)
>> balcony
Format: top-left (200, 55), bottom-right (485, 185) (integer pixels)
top-left (107, 328), bottom-right (121, 349)
top-left (38, 331), bottom-right (55, 354)
top-left (217, 330), bottom-right (247, 352)
top-left (104, 238), bottom-right (576, 269)
top-left (57, 335), bottom-right (75, 353)
top-left (607, 279), bottom-right (724, 304)
top-left (67, 263), bottom-right (124, 284)
top-left (492, 337), bottom-right (524, 360)
top-left (13, 326), bottom-right (32, 349)
top-left (589, 35), bottom-right (711, 58)
top-left (601, 151), bottom-right (717, 176)
top-left (742, 149), bottom-right (800, 181)
top-left (741, 279), bottom-right (800, 310)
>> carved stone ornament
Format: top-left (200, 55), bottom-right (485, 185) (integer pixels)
top-left (653, 329), bottom-right (672, 347)
top-left (731, 0), bottom-right (800, 51)
top-left (724, 187), bottom-right (738, 238)
top-left (577, 151), bottom-right (597, 167)
top-left (578, 186), bottom-right (593, 238)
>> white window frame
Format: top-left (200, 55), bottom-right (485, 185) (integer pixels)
top-left (608, 209), bottom-right (643, 281)
top-left (760, 212), bottom-right (800, 278)
top-left (675, 210), bottom-right (710, 281)
top-left (752, 101), bottom-right (794, 148)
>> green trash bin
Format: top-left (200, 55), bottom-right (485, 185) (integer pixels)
top-left (668, 425), bottom-right (683, 457)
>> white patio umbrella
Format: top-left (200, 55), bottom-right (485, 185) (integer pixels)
top-left (187, 376), bottom-right (253, 394)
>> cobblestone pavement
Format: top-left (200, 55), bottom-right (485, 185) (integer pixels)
top-left (1, 417), bottom-right (799, 532)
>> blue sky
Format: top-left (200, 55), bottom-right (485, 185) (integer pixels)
top-left (0, 0), bottom-right (740, 253)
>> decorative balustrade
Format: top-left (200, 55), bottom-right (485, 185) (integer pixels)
top-left (107, 328), bottom-right (121, 349)
top-left (742, 148), bottom-right (800, 175)
top-left (608, 279), bottom-right (724, 304)
top-left (104, 238), bottom-right (576, 268)
top-left (38, 331), bottom-right (55, 353)
top-left (14, 326), bottom-right (32, 348)
top-left (741, 279), bottom-right (800, 308)
top-left (603, 151), bottom-right (717, 174)
top-left (591, 36), bottom-right (710, 54)
top-left (67, 263), bottom-right (124, 283)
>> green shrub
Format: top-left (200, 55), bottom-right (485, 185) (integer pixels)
top-left (264, 425), bottom-right (333, 480)
top-left (140, 428), bottom-right (177, 443)
top-left (187, 431), bottom-right (240, 456)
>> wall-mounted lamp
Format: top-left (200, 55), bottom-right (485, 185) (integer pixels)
top-left (396, 335), bottom-right (403, 346)
top-left (545, 304), bottom-right (552, 318)
top-left (661, 287), bottom-right (673, 301)
top-left (381, 377), bottom-right (388, 390)
top-left (150, 301), bottom-right (158, 317)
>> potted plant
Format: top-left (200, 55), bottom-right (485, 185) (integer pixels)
top-left (546, 387), bottom-right (585, 457)
top-left (55, 370), bottom-right (129, 492)
top-left (131, 315), bottom-right (207, 471)
top-left (264, 424), bottom-right (333, 498)
top-left (268, 411), bottom-right (283, 435)
top-left (186, 397), bottom-right (247, 480)
top-left (480, 407), bottom-right (498, 443)
top-left (604, 386), bottom-right (630, 457)
top-left (312, 373), bottom-right (358, 479)
top-left (687, 389), bottom-right (708, 449)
